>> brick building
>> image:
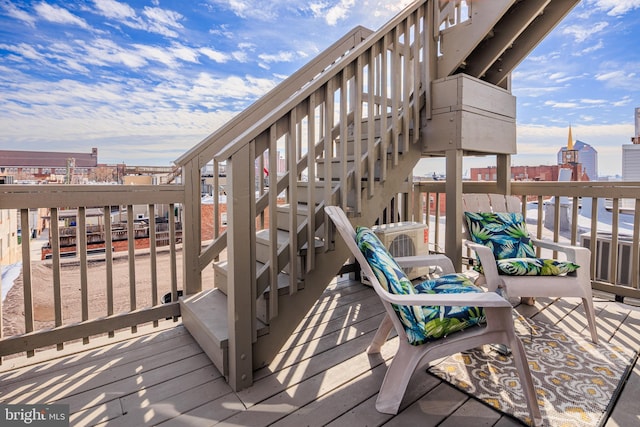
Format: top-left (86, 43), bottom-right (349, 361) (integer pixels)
top-left (0, 148), bottom-right (99, 183)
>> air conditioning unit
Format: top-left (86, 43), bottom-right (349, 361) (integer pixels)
top-left (580, 233), bottom-right (636, 286)
top-left (362, 222), bottom-right (430, 284)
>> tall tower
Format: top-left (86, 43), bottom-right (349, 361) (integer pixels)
top-left (560, 125), bottom-right (583, 180)
top-left (562, 125), bottom-right (579, 164)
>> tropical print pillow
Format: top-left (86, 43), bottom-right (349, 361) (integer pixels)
top-left (464, 212), bottom-right (535, 259)
top-left (356, 226), bottom-right (424, 344)
top-left (464, 211), bottom-right (579, 276)
top-left (496, 258), bottom-right (579, 276)
top-left (413, 273), bottom-right (486, 341)
top-left (356, 227), bottom-right (485, 345)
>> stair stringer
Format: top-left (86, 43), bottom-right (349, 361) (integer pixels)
top-left (437, 0), bottom-right (516, 79)
top-left (251, 140), bottom-right (422, 369)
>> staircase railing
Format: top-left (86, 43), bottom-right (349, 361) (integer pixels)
top-left (175, 26), bottom-right (373, 297)
top-left (178, 1), bottom-right (438, 389)
top-left (175, 0), bottom-right (477, 299)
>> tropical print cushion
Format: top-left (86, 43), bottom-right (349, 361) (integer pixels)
top-left (464, 212), bottom-right (535, 259)
top-left (496, 258), bottom-right (579, 276)
top-left (413, 273), bottom-right (486, 341)
top-left (464, 211), bottom-right (580, 276)
top-left (356, 227), bottom-right (485, 345)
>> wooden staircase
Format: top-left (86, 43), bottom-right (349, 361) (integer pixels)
top-left (181, 114), bottom-right (423, 379)
top-left (176, 0), bottom-right (581, 391)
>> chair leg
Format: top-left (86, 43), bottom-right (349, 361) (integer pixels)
top-left (375, 343), bottom-right (423, 414)
top-left (509, 332), bottom-right (543, 427)
top-left (582, 297), bottom-right (599, 344)
top-left (368, 313), bottom-right (393, 354)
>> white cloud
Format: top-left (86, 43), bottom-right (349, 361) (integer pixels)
top-left (258, 51), bottom-right (295, 63)
top-left (207, 0), bottom-right (280, 20)
top-left (309, 0), bottom-right (355, 26)
top-left (132, 44), bottom-right (181, 68)
top-left (0, 66), bottom-right (279, 163)
top-left (544, 101), bottom-right (580, 109)
top-left (595, 68), bottom-right (640, 91)
top-left (169, 43), bottom-right (199, 63)
top-left (78, 38), bottom-right (149, 69)
top-left (591, 0), bottom-right (640, 16)
top-left (142, 6), bottom-right (184, 37)
top-left (35, 2), bottom-right (90, 29)
top-left (0, 43), bottom-right (44, 62)
top-left (200, 47), bottom-right (230, 63)
top-left (93, 0), bottom-right (136, 20)
top-left (232, 50), bottom-right (250, 63)
top-left (3, 3), bottom-right (37, 26)
top-left (562, 21), bottom-right (608, 43)
top-left (580, 40), bottom-right (604, 55)
top-left (580, 99), bottom-right (608, 105)
top-left (92, 1), bottom-right (184, 38)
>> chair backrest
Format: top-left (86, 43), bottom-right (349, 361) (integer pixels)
top-left (461, 193), bottom-right (522, 239)
top-left (325, 206), bottom-right (417, 343)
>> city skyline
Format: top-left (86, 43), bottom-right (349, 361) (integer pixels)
top-left (1, 1), bottom-right (639, 176)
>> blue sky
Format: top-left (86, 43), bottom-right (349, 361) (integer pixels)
top-left (1, 1), bottom-right (639, 177)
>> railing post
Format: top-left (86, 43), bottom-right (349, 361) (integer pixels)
top-left (226, 144), bottom-right (255, 390)
top-left (183, 159), bottom-right (202, 295)
top-left (496, 154), bottom-right (511, 195)
top-left (445, 149), bottom-right (463, 270)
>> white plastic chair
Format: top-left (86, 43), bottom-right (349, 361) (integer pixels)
top-left (325, 206), bottom-right (542, 425)
top-left (462, 193), bottom-right (598, 343)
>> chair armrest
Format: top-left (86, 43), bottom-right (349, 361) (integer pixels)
top-left (379, 290), bottom-right (512, 308)
top-left (395, 254), bottom-right (455, 274)
top-left (463, 240), bottom-right (502, 291)
top-left (530, 238), bottom-right (591, 265)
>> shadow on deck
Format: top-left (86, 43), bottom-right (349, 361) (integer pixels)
top-left (1, 277), bottom-right (639, 427)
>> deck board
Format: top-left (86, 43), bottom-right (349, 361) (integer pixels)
top-left (1, 277), bottom-right (639, 426)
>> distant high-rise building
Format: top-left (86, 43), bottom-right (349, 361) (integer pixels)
top-left (622, 107), bottom-right (640, 181)
top-left (557, 128), bottom-right (597, 180)
top-left (635, 107), bottom-right (640, 142)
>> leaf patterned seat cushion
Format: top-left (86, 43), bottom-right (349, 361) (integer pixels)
top-left (464, 212), bottom-right (580, 276)
top-left (356, 227), bottom-right (486, 346)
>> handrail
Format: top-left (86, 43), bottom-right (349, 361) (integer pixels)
top-left (0, 184), bottom-right (184, 359)
top-left (214, 1), bottom-right (429, 162)
top-left (0, 184), bottom-right (185, 208)
top-left (175, 26), bottom-right (373, 169)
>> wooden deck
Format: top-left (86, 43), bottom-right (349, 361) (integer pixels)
top-left (1, 277), bottom-right (639, 427)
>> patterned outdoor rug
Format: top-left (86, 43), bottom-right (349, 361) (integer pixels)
top-left (427, 314), bottom-right (638, 426)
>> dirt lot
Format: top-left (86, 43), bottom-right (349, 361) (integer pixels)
top-left (2, 250), bottom-right (217, 338)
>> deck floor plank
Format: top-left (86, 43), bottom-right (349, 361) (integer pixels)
top-left (1, 278), bottom-right (638, 427)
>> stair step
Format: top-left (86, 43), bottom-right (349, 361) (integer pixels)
top-left (317, 156), bottom-right (385, 181)
top-left (276, 204), bottom-right (312, 233)
top-left (180, 288), bottom-right (268, 379)
top-left (256, 272), bottom-right (304, 324)
top-left (293, 181), bottom-right (338, 205)
top-left (180, 288), bottom-right (229, 377)
top-left (214, 260), bottom-right (265, 295)
top-left (214, 259), bottom-right (307, 294)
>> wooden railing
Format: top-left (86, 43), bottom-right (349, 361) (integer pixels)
top-left (413, 180), bottom-right (640, 300)
top-left (0, 184), bottom-right (184, 360)
top-left (175, 1), bottom-right (435, 389)
top-left (0, 0), bottom-right (477, 363)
